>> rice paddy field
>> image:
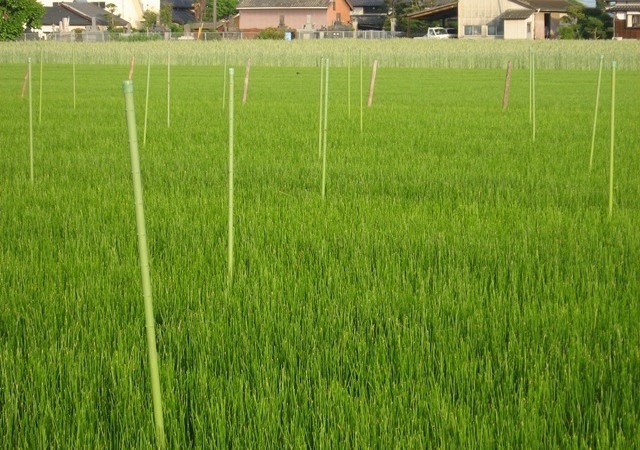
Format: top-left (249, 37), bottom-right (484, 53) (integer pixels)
top-left (1, 40), bottom-right (640, 448)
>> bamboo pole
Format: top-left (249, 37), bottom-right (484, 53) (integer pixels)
top-left (529, 47), bottom-right (532, 123)
top-left (28, 58), bottom-right (34, 184)
top-left (122, 79), bottom-right (166, 449)
top-left (532, 51), bottom-right (536, 142)
top-left (38, 48), bottom-right (43, 123)
top-left (143, 53), bottom-right (151, 147)
top-left (318, 57), bottom-right (324, 159)
top-left (609, 61), bottom-right (616, 218)
top-left (242, 57), bottom-right (251, 105)
top-left (321, 59), bottom-right (329, 200)
top-left (589, 55), bottom-right (604, 171)
top-left (502, 61), bottom-right (512, 111)
top-left (72, 46), bottom-right (76, 110)
top-left (367, 60), bottom-right (378, 107)
top-left (359, 50), bottom-right (363, 133)
top-left (228, 68), bottom-right (235, 287)
top-left (348, 48), bottom-right (351, 118)
top-left (222, 50), bottom-right (227, 110)
top-left (167, 51), bottom-right (171, 128)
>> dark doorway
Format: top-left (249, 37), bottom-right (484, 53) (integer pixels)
top-left (544, 13), bottom-right (550, 38)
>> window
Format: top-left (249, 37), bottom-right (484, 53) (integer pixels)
top-left (627, 14), bottom-right (640, 28)
top-left (488, 20), bottom-right (504, 35)
top-left (464, 25), bottom-right (481, 36)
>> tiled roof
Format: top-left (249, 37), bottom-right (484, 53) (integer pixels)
top-left (43, 6), bottom-right (92, 26)
top-left (501, 9), bottom-right (534, 20)
top-left (607, 2), bottom-right (640, 12)
top-left (513, 0), bottom-right (571, 11)
top-left (237, 0), bottom-right (330, 8)
top-left (60, 2), bottom-right (129, 26)
top-left (349, 0), bottom-right (386, 7)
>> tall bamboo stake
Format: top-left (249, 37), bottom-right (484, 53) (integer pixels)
top-left (532, 51), bottom-right (536, 142)
top-left (28, 58), bottom-right (34, 184)
top-left (222, 50), bottom-right (227, 110)
top-left (242, 57), bottom-right (251, 105)
top-left (72, 46), bottom-right (76, 110)
top-left (228, 68), bottom-right (235, 288)
top-left (529, 47), bottom-right (532, 123)
top-left (318, 57), bottom-right (324, 159)
top-left (38, 48), bottom-right (43, 123)
top-left (609, 61), bottom-right (616, 218)
top-left (167, 51), bottom-right (171, 128)
top-left (143, 52), bottom-right (151, 147)
top-left (589, 55), bottom-right (604, 171)
top-left (321, 59), bottom-right (329, 200)
top-left (122, 79), bottom-right (166, 449)
top-left (348, 48), bottom-right (351, 118)
top-left (359, 50), bottom-right (363, 133)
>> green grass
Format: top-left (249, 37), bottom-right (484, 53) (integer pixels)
top-left (1, 57), bottom-right (639, 448)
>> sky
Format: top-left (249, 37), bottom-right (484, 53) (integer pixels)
top-left (579, 0), bottom-right (596, 6)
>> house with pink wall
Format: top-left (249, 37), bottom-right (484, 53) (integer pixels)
top-left (237, 0), bottom-right (352, 31)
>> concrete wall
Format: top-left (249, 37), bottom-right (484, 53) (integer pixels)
top-left (239, 10), bottom-right (327, 29)
top-left (504, 18), bottom-right (531, 39)
top-left (458, 0), bottom-right (525, 37)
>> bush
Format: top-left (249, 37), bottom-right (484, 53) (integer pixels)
top-left (257, 27), bottom-right (285, 40)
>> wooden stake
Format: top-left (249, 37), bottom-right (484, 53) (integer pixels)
top-left (367, 60), bottom-right (378, 107)
top-left (128, 56), bottom-right (135, 80)
top-left (359, 50), bottom-right (363, 132)
top-left (21, 67), bottom-right (28, 98)
top-left (532, 51), bottom-right (536, 142)
top-left (72, 46), bottom-right (76, 110)
top-left (242, 57), bottom-right (251, 105)
top-left (347, 48), bottom-right (351, 118)
top-left (38, 47), bottom-right (43, 123)
top-left (589, 55), bottom-right (604, 171)
top-left (502, 61), bottom-right (512, 111)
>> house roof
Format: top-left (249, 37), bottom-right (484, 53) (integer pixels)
top-left (405, 0), bottom-right (457, 20)
top-left (163, 0), bottom-right (195, 9)
top-left (41, 2), bottom-right (129, 27)
top-left (43, 6), bottom-right (92, 26)
top-left (501, 8), bottom-right (534, 20)
top-left (607, 2), bottom-right (640, 12)
top-left (512, 0), bottom-right (572, 12)
top-left (349, 0), bottom-right (386, 7)
top-left (237, 0), bottom-right (331, 8)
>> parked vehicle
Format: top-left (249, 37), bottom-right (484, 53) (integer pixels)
top-left (415, 27), bottom-right (457, 39)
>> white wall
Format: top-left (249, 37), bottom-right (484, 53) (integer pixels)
top-left (458, 0), bottom-right (527, 38)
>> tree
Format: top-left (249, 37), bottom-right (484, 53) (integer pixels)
top-left (105, 3), bottom-right (118, 31)
top-left (159, 2), bottom-right (173, 30)
top-left (0, 0), bottom-right (45, 40)
top-left (205, 0), bottom-right (237, 22)
top-left (560, 1), bottom-right (612, 39)
top-left (142, 9), bottom-right (158, 30)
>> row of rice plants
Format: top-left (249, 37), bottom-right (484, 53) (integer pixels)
top-left (1, 39), bottom-right (640, 69)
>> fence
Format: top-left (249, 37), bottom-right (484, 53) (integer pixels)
top-left (22, 30), bottom-right (402, 42)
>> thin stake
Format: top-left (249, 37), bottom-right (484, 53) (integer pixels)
top-left (128, 56), bottom-right (135, 80)
top-left (532, 51), bottom-right (536, 142)
top-left (359, 50), bottom-right (363, 133)
top-left (228, 68), bottom-right (235, 288)
top-left (589, 55), bottom-right (604, 171)
top-left (318, 57), bottom-right (324, 159)
top-left (529, 47), bottom-right (532, 123)
top-left (367, 59), bottom-right (378, 107)
top-left (143, 53), bottom-right (151, 147)
top-left (28, 58), bottom-right (34, 183)
top-left (348, 48), bottom-right (351, 118)
top-left (167, 51), bottom-right (171, 128)
top-left (38, 47), bottom-right (43, 123)
top-left (242, 57), bottom-right (251, 105)
top-left (321, 58), bottom-right (329, 200)
top-left (609, 61), bottom-right (616, 218)
top-left (72, 46), bottom-right (76, 110)
top-left (222, 50), bottom-right (227, 110)
top-left (122, 79), bottom-right (166, 449)
top-left (502, 61), bottom-right (512, 111)
top-left (21, 67), bottom-right (28, 98)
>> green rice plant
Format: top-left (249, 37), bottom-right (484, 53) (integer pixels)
top-left (38, 48), bottom-right (43, 123)
top-left (143, 53), bottom-right (151, 147)
top-left (318, 57), bottom-right (324, 159)
top-left (321, 59), bottom-right (329, 200)
top-left (28, 58), bottom-right (33, 183)
top-left (609, 61), bottom-right (616, 218)
top-left (228, 67), bottom-right (235, 288)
